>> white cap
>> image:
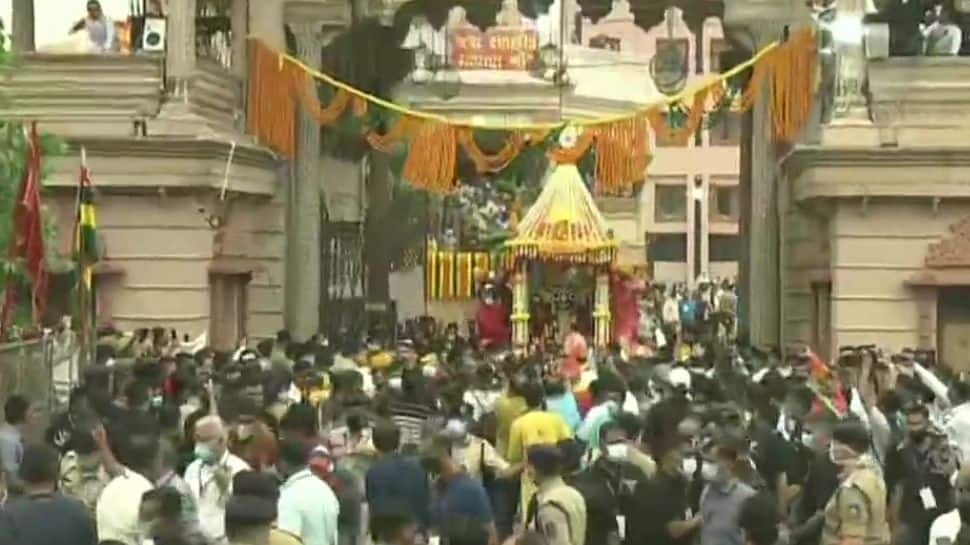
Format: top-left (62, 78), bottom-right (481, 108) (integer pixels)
top-left (668, 367), bottom-right (692, 391)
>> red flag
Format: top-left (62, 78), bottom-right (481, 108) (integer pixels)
top-left (1, 123), bottom-right (48, 333)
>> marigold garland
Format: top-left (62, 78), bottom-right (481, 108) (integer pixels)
top-left (402, 121), bottom-right (458, 192)
top-left (593, 116), bottom-right (649, 195)
top-left (457, 129), bottom-right (527, 173)
top-left (648, 87), bottom-right (711, 147)
top-left (546, 129), bottom-right (595, 164)
top-left (244, 28), bottom-right (816, 193)
top-left (365, 116), bottom-right (419, 152)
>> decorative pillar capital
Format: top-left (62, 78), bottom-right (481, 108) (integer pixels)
top-left (290, 22), bottom-right (326, 60)
top-left (722, 0), bottom-right (811, 51)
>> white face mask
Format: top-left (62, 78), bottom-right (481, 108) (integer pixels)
top-left (605, 443), bottom-right (628, 461)
top-left (700, 461), bottom-right (719, 482)
top-left (682, 457), bottom-right (698, 477)
top-left (801, 432), bottom-right (815, 448)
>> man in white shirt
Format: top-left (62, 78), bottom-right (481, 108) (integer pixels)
top-left (277, 439), bottom-right (340, 545)
top-left (944, 382), bottom-right (970, 463)
top-left (185, 415), bottom-right (251, 544)
top-left (96, 434), bottom-right (158, 545)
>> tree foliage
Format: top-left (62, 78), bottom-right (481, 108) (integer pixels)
top-left (0, 19), bottom-right (66, 332)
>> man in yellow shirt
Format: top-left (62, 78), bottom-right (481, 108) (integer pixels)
top-left (508, 383), bottom-right (572, 525)
top-left (494, 377), bottom-right (529, 460)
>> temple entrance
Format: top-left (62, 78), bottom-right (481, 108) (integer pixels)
top-left (938, 287), bottom-right (970, 372)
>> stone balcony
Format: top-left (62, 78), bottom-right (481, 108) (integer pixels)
top-left (0, 53), bottom-right (163, 137)
top-left (868, 56), bottom-right (970, 146)
top-left (0, 52), bottom-right (245, 139)
top-left (785, 55), bottom-right (970, 202)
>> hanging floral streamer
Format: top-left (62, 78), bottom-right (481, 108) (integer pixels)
top-left (457, 129), bottom-right (527, 173)
top-left (593, 116), bottom-right (649, 195)
top-left (402, 121), bottom-right (458, 192)
top-left (648, 87), bottom-right (711, 147)
top-left (245, 28), bottom-right (816, 193)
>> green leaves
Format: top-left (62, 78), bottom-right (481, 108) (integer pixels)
top-left (0, 26), bottom-right (64, 330)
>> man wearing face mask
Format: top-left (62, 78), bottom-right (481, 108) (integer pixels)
top-left (789, 413), bottom-right (840, 545)
top-left (568, 420), bottom-right (647, 545)
top-left (629, 433), bottom-right (699, 545)
top-left (184, 415), bottom-right (251, 544)
top-left (698, 431), bottom-right (757, 545)
top-left (58, 429), bottom-right (111, 514)
top-left (820, 419), bottom-right (890, 545)
top-left (886, 402), bottom-right (959, 545)
top-left (525, 444), bottom-right (587, 545)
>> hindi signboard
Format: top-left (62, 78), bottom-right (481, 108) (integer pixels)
top-left (450, 27), bottom-right (539, 70)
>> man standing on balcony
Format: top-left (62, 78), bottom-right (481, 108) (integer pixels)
top-left (70, 0), bottom-right (117, 52)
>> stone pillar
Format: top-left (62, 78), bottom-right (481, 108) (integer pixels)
top-left (724, 0), bottom-right (812, 347)
top-left (165, 0), bottom-right (197, 97)
top-left (11, 0), bottom-right (35, 53)
top-left (743, 82), bottom-right (780, 347)
top-left (230, 0), bottom-right (249, 78)
top-left (249, 0), bottom-right (286, 50)
top-left (287, 22), bottom-right (325, 339)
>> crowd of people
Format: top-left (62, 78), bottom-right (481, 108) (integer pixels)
top-left (1, 306), bottom-right (970, 545)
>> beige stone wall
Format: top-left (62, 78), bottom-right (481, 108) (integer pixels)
top-left (220, 196), bottom-right (287, 339)
top-left (781, 200), bottom-right (830, 354)
top-left (824, 201), bottom-right (964, 354)
top-left (47, 191), bottom-right (285, 340)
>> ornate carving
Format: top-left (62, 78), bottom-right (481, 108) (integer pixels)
top-left (577, 0), bottom-right (614, 22)
top-left (926, 217), bottom-right (970, 268)
top-left (628, 0), bottom-right (724, 32)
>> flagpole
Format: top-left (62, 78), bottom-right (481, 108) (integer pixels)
top-left (77, 147), bottom-right (94, 370)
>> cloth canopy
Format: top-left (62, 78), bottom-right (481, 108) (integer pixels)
top-left (504, 163), bottom-right (617, 265)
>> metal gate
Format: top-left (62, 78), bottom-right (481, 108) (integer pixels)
top-left (320, 221), bottom-right (366, 339)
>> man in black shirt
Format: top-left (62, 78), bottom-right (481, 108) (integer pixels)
top-left (567, 421), bottom-right (648, 545)
top-left (628, 433), bottom-right (699, 545)
top-left (886, 402), bottom-right (959, 545)
top-left (749, 394), bottom-right (796, 514)
top-left (789, 413), bottom-right (840, 545)
top-left (0, 443), bottom-right (97, 545)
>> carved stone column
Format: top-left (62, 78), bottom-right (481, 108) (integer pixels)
top-left (165, 0), bottom-right (197, 97)
top-left (11, 0), bottom-right (35, 53)
top-left (287, 22), bottom-right (326, 339)
top-left (724, 0), bottom-right (812, 347)
top-left (231, 0), bottom-right (249, 78)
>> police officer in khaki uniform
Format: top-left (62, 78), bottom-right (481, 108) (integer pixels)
top-left (821, 420), bottom-right (891, 545)
top-left (526, 444), bottom-right (587, 545)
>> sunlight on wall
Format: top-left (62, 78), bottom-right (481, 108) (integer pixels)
top-left (0, 0), bottom-right (133, 48)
